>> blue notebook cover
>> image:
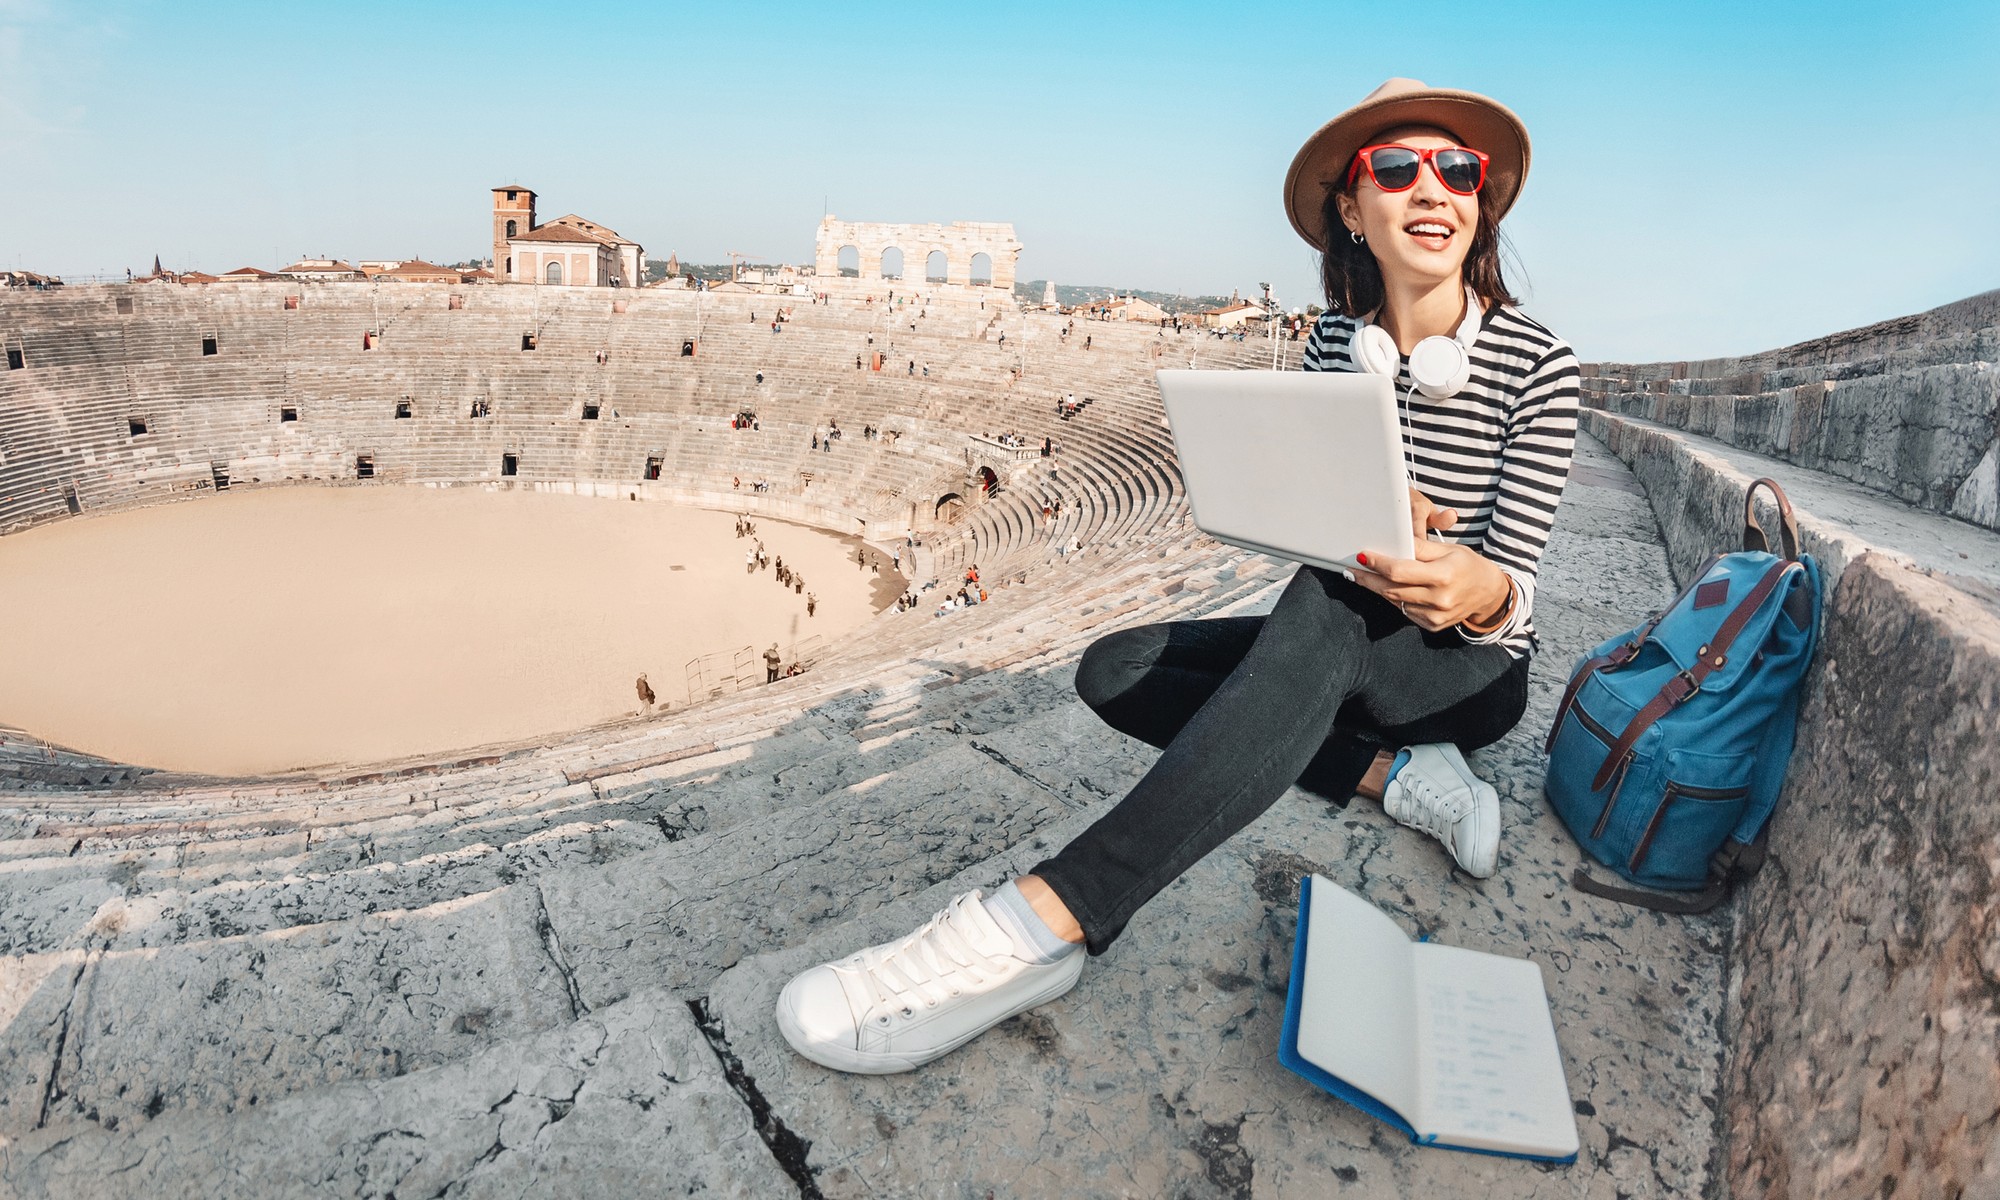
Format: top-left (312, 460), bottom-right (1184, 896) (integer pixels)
top-left (1276, 875), bottom-right (1579, 1165)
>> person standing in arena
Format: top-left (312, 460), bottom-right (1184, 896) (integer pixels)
top-left (774, 79), bottom-right (1579, 1075)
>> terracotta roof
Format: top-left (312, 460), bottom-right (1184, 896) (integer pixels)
top-left (511, 224), bottom-right (607, 245)
top-left (179, 271), bottom-right (220, 284)
top-left (491, 184), bottom-right (535, 193)
top-left (381, 260), bottom-right (459, 278)
top-left (222, 266), bottom-right (277, 278)
top-left (548, 213), bottom-right (634, 245)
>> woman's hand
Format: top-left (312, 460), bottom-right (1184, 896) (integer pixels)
top-left (1350, 490), bottom-right (1511, 631)
top-left (1350, 542), bottom-right (1509, 631)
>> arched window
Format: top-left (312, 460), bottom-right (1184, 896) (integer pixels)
top-left (546, 261), bottom-right (563, 285)
top-left (880, 246), bottom-right (904, 280)
top-left (925, 250), bottom-right (948, 283)
top-left (837, 245), bottom-right (860, 278)
top-left (970, 252), bottom-right (993, 286)
top-left (505, 219), bottom-right (517, 239)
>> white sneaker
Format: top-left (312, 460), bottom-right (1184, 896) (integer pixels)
top-left (775, 889), bottom-right (1085, 1074)
top-left (1381, 743), bottom-right (1500, 878)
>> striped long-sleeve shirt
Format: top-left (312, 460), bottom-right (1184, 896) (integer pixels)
top-left (1302, 304), bottom-right (1581, 659)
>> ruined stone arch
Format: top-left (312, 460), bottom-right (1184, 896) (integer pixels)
top-left (879, 246), bottom-right (904, 280)
top-left (814, 217), bottom-right (1022, 291)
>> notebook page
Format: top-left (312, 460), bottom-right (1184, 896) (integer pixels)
top-left (1410, 944), bottom-right (1578, 1159)
top-left (1292, 877), bottom-right (1420, 1123)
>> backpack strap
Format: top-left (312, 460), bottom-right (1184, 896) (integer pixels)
top-left (1572, 829), bottom-right (1769, 914)
top-left (1544, 551), bottom-right (1725, 755)
top-left (1571, 866), bottom-right (1727, 914)
top-left (1588, 558), bottom-right (1802, 790)
top-left (1744, 477), bottom-right (1801, 561)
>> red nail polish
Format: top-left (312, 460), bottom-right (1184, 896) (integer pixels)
top-left (1356, 553), bottom-right (1369, 566)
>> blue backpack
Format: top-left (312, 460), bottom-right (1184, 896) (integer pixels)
top-left (1543, 478), bottom-right (1822, 913)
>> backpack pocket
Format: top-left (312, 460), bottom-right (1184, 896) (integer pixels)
top-left (1545, 695), bottom-right (1657, 868)
top-left (1624, 748), bottom-right (1753, 886)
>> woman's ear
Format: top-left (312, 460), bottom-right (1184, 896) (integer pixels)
top-left (1332, 190), bottom-right (1361, 242)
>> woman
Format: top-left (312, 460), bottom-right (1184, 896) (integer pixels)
top-left (775, 79), bottom-right (1579, 1075)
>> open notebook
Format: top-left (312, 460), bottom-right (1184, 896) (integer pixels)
top-left (1277, 875), bottom-right (1580, 1162)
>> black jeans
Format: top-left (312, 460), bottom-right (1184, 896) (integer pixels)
top-left (1033, 565), bottom-right (1529, 955)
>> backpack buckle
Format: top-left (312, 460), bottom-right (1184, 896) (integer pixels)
top-left (1668, 669), bottom-right (1701, 703)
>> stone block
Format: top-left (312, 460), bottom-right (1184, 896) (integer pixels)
top-left (0, 988), bottom-right (792, 1198)
top-left (9, 883), bottom-right (574, 1132)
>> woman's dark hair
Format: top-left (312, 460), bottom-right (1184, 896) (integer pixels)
top-left (1317, 160), bottom-right (1519, 317)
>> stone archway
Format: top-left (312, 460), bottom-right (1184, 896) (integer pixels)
top-left (935, 492), bottom-right (966, 523)
top-left (815, 217), bottom-right (1022, 292)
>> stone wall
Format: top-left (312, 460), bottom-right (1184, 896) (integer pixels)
top-left (1731, 555), bottom-right (2000, 1200)
top-left (812, 216), bottom-right (1021, 292)
top-left (1581, 291), bottom-right (2000, 533)
top-left (1583, 407), bottom-right (2000, 1200)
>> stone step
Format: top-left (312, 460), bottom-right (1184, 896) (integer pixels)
top-left (0, 986), bottom-right (794, 1198)
top-left (0, 689), bottom-right (1012, 958)
top-left (0, 740), bottom-right (1081, 1136)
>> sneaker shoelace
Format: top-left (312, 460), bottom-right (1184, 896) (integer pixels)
top-left (853, 897), bottom-right (1010, 1022)
top-left (1395, 771), bottom-right (1472, 842)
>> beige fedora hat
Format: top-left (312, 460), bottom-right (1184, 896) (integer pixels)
top-left (1283, 77), bottom-right (1532, 250)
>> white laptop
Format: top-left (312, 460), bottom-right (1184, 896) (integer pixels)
top-left (1157, 370), bottom-right (1415, 573)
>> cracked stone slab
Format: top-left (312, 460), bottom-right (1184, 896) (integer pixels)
top-left (539, 742), bottom-right (1074, 1011)
top-left (6, 883), bottom-right (576, 1134)
top-left (0, 986), bottom-right (792, 1199)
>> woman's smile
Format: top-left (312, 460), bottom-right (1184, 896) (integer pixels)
top-left (1402, 218), bottom-right (1456, 251)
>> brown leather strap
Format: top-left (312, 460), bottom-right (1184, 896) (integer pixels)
top-left (1546, 551), bottom-right (1724, 755)
top-left (1571, 866), bottom-right (1729, 914)
top-left (1571, 829), bottom-right (1768, 914)
top-left (1588, 559), bottom-right (1800, 790)
top-left (1743, 477), bottom-right (1800, 561)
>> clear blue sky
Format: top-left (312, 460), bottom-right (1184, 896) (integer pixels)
top-left (4, 0), bottom-right (1996, 361)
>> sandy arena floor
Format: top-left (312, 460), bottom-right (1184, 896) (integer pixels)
top-left (0, 486), bottom-right (902, 775)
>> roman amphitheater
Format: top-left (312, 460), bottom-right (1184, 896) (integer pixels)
top-left (0, 275), bottom-right (1994, 1200)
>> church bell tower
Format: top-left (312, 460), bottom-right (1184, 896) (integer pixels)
top-left (491, 187), bottom-right (536, 283)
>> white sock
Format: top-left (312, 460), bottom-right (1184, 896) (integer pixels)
top-left (982, 881), bottom-right (1082, 964)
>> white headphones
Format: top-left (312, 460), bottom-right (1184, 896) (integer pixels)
top-left (1348, 286), bottom-right (1484, 399)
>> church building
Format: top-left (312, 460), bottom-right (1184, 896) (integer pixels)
top-left (491, 186), bottom-right (645, 287)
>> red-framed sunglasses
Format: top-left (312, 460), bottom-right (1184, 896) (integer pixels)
top-left (1345, 143), bottom-right (1489, 196)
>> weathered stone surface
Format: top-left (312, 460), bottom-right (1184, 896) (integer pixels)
top-left (1584, 409), bottom-right (2000, 610)
top-left (0, 988), bottom-right (792, 1199)
top-left (11, 883), bottom-right (575, 1132)
top-left (1584, 292), bottom-right (2000, 531)
top-left (540, 743), bottom-right (1074, 1009)
top-left (1728, 555), bottom-right (2000, 1200)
